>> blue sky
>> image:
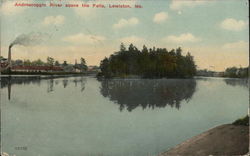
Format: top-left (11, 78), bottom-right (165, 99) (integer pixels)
top-left (1, 0), bottom-right (249, 71)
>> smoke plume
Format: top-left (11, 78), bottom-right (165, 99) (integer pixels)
top-left (10, 32), bottom-right (46, 48)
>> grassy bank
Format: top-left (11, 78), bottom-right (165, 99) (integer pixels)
top-left (233, 115), bottom-right (249, 126)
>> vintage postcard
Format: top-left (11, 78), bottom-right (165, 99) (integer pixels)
top-left (0, 0), bottom-right (249, 156)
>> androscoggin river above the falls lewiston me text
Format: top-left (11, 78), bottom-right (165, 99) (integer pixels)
top-left (1, 77), bottom-right (248, 156)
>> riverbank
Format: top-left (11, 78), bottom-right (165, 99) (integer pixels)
top-left (159, 124), bottom-right (249, 156)
top-left (1, 71), bottom-right (87, 75)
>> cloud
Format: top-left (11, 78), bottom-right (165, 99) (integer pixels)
top-left (222, 40), bottom-right (248, 50)
top-left (62, 33), bottom-right (106, 45)
top-left (119, 36), bottom-right (145, 45)
top-left (42, 15), bottom-right (65, 26)
top-left (153, 12), bottom-right (168, 23)
top-left (113, 17), bottom-right (139, 29)
top-left (1, 1), bottom-right (27, 16)
top-left (170, 0), bottom-right (206, 10)
top-left (163, 33), bottom-right (201, 43)
top-left (220, 18), bottom-right (248, 31)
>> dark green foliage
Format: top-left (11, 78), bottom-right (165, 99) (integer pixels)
top-left (99, 43), bottom-right (196, 78)
top-left (233, 115), bottom-right (249, 126)
top-left (47, 57), bottom-right (55, 66)
top-left (63, 61), bottom-right (68, 66)
top-left (80, 57), bottom-right (88, 71)
top-left (55, 61), bottom-right (60, 66)
top-left (224, 67), bottom-right (248, 78)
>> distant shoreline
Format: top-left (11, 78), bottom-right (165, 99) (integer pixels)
top-left (97, 74), bottom-right (249, 80)
top-left (0, 74), bottom-right (248, 80)
top-left (0, 74), bottom-right (88, 81)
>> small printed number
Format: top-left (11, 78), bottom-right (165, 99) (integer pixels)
top-left (15, 146), bottom-right (27, 150)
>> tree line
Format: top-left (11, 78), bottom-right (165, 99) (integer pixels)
top-left (99, 43), bottom-right (196, 78)
top-left (224, 67), bottom-right (248, 78)
top-left (0, 56), bottom-right (88, 73)
top-left (9, 57), bottom-right (87, 69)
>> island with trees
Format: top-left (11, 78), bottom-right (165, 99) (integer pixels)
top-left (98, 43), bottom-right (196, 78)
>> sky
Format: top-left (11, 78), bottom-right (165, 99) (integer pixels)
top-left (0, 0), bottom-right (249, 71)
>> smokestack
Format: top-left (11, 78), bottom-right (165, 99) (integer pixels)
top-left (8, 44), bottom-right (13, 75)
top-left (6, 32), bottom-right (46, 75)
top-left (8, 44), bottom-right (13, 67)
top-left (7, 32), bottom-right (46, 66)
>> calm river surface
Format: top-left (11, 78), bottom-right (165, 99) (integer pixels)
top-left (1, 77), bottom-right (248, 156)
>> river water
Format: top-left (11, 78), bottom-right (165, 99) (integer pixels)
top-left (0, 77), bottom-right (248, 156)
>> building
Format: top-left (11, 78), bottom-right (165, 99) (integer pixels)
top-left (12, 65), bottom-right (63, 72)
top-left (88, 66), bottom-right (100, 72)
top-left (0, 57), bottom-right (9, 69)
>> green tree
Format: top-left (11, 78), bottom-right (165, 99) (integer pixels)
top-left (80, 57), bottom-right (87, 72)
top-left (224, 67), bottom-right (248, 78)
top-left (32, 59), bottom-right (44, 66)
top-left (14, 59), bottom-right (23, 66)
top-left (23, 59), bottom-right (32, 66)
top-left (142, 45), bottom-right (148, 53)
top-left (120, 43), bottom-right (126, 52)
top-left (55, 60), bottom-right (60, 66)
top-left (47, 57), bottom-right (55, 66)
top-left (63, 61), bottom-right (68, 66)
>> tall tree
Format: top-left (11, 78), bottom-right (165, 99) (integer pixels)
top-left (55, 60), bottom-right (60, 66)
top-left (120, 43), bottom-right (126, 52)
top-left (80, 57), bottom-right (87, 72)
top-left (47, 57), bottom-right (55, 66)
top-left (63, 61), bottom-right (68, 66)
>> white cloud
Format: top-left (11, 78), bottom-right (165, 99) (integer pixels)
top-left (163, 33), bottom-right (201, 43)
top-left (62, 33), bottom-right (106, 45)
top-left (113, 17), bottom-right (139, 29)
top-left (220, 18), bottom-right (248, 31)
top-left (170, 0), bottom-right (206, 10)
top-left (119, 36), bottom-right (145, 44)
top-left (1, 1), bottom-right (27, 16)
top-left (222, 40), bottom-right (248, 50)
top-left (42, 15), bottom-right (65, 26)
top-left (153, 12), bottom-right (168, 23)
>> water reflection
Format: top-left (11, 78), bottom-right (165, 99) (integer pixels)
top-left (99, 79), bottom-right (197, 111)
top-left (224, 78), bottom-right (248, 88)
top-left (1, 78), bottom-right (41, 88)
top-left (0, 77), bottom-right (87, 100)
top-left (62, 79), bottom-right (68, 88)
top-left (47, 79), bottom-right (54, 92)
